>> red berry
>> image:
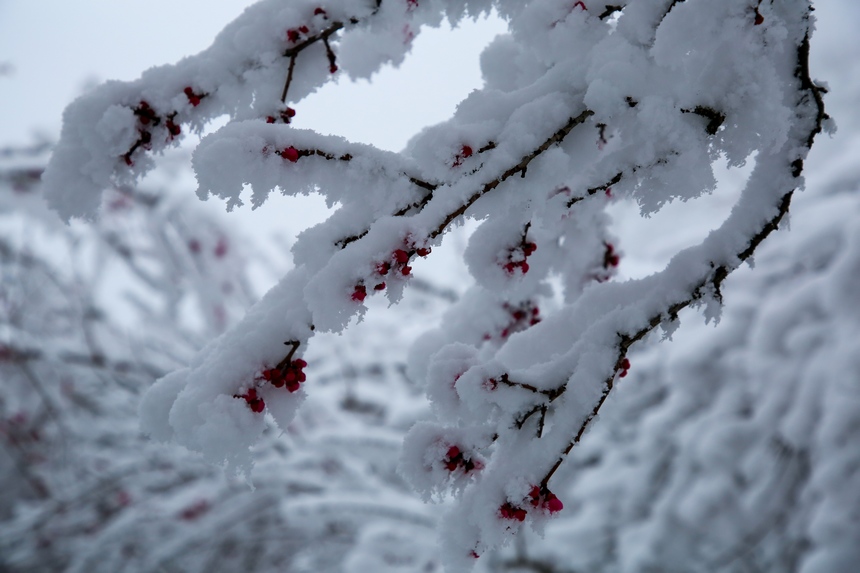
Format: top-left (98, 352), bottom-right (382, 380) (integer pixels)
top-left (393, 249), bottom-right (410, 264)
top-left (524, 242), bottom-right (537, 256)
top-left (401, 265), bottom-right (412, 276)
top-left (460, 145), bottom-right (473, 158)
top-left (284, 107), bottom-right (296, 118)
top-left (621, 358), bottom-right (630, 370)
top-left (754, 12), bottom-right (764, 25)
top-left (376, 262), bottom-right (390, 275)
top-left (329, 64), bottom-right (338, 74)
top-left (351, 285), bottom-right (367, 302)
top-left (416, 247), bottom-right (431, 257)
top-left (445, 460), bottom-right (459, 471)
top-left (529, 486), bottom-right (541, 506)
top-left (184, 87), bottom-right (202, 107)
top-left (447, 445), bottom-right (460, 459)
top-left (166, 119), bottom-right (181, 137)
top-left (314, 7), bottom-right (327, 16)
top-left (293, 358), bottom-right (307, 369)
top-left (609, 255), bottom-right (620, 267)
top-left (520, 261), bottom-right (530, 273)
top-left (504, 262), bottom-right (516, 273)
top-left (283, 146), bottom-right (299, 162)
top-left (546, 496), bottom-right (564, 513)
top-left (266, 116), bottom-right (276, 123)
top-left (373, 282), bottom-right (386, 291)
top-left (299, 25), bottom-right (309, 34)
top-left (287, 29), bottom-right (300, 42)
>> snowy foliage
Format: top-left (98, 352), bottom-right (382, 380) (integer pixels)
top-left (38, 0), bottom-right (835, 569)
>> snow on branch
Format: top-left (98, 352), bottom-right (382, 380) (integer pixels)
top-left (42, 0), bottom-right (829, 568)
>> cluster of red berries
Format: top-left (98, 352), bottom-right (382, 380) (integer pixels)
top-left (183, 86), bottom-right (205, 107)
top-left (503, 241), bottom-right (537, 275)
top-left (266, 106), bottom-right (296, 124)
top-left (528, 485), bottom-right (564, 513)
top-left (133, 101), bottom-right (159, 126)
top-left (123, 87), bottom-right (203, 165)
top-left (618, 357), bottom-right (631, 378)
top-left (442, 445), bottom-right (479, 473)
top-left (499, 502), bottom-right (528, 522)
top-left (351, 245), bottom-right (432, 303)
top-left (603, 242), bottom-right (620, 268)
top-left (452, 144), bottom-right (473, 167)
top-left (499, 486), bottom-right (564, 522)
top-left (496, 301), bottom-right (541, 339)
top-left (286, 8), bottom-right (328, 42)
top-left (234, 358), bottom-right (308, 413)
top-left (235, 388), bottom-right (266, 413)
top-left (276, 146), bottom-right (300, 163)
top-left (261, 358), bottom-right (308, 393)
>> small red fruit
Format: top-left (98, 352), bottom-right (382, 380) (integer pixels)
top-left (329, 64), bottom-right (338, 74)
top-left (314, 7), bottom-right (327, 16)
top-left (393, 249), bottom-right (410, 264)
top-left (545, 493), bottom-right (564, 513)
top-left (287, 29), bottom-right (300, 43)
top-left (166, 119), bottom-right (181, 138)
top-left (283, 146), bottom-right (299, 162)
top-left (460, 145), bottom-right (473, 158)
top-left (299, 25), bottom-right (309, 34)
top-left (754, 11), bottom-right (764, 25)
top-left (184, 87), bottom-right (202, 107)
top-left (401, 265), bottom-right (412, 276)
top-left (351, 285), bottom-right (367, 302)
top-left (416, 247), bottom-right (431, 257)
top-left (373, 282), bottom-right (386, 291)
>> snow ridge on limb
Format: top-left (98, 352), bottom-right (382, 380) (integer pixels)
top-left (43, 0), bottom-right (828, 568)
